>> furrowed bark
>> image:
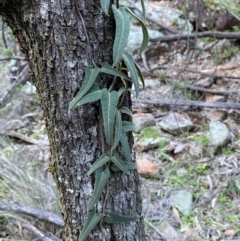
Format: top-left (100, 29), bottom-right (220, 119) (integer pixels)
top-left (0, 0), bottom-right (145, 240)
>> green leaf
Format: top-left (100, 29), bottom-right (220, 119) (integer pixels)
top-left (104, 212), bottom-right (139, 224)
top-left (100, 0), bottom-right (110, 15)
top-left (69, 66), bottom-right (99, 110)
top-left (111, 110), bottom-right (122, 151)
top-left (134, 62), bottom-right (145, 88)
top-left (88, 169), bottom-right (110, 210)
top-left (118, 87), bottom-right (125, 97)
top-left (100, 62), bottom-right (131, 81)
top-left (101, 89), bottom-right (119, 145)
top-left (75, 83), bottom-right (102, 107)
top-left (120, 107), bottom-right (133, 117)
top-left (140, 0), bottom-right (146, 22)
top-left (122, 121), bottom-right (136, 132)
top-left (87, 154), bottom-right (110, 175)
top-left (125, 7), bottom-right (149, 55)
top-left (112, 5), bottom-right (131, 65)
top-left (111, 161), bottom-right (137, 172)
top-left (78, 210), bottom-right (101, 241)
top-left (111, 154), bottom-right (130, 175)
top-left (120, 130), bottom-right (131, 162)
top-left (122, 52), bottom-right (139, 97)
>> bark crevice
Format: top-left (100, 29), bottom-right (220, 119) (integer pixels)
top-left (0, 1), bottom-right (146, 240)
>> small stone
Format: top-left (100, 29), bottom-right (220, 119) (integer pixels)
top-left (159, 112), bottom-right (193, 135)
top-left (135, 126), bottom-right (172, 152)
top-left (206, 110), bottom-right (226, 121)
top-left (133, 113), bottom-right (156, 132)
top-left (207, 120), bottom-right (230, 154)
top-left (135, 136), bottom-right (172, 152)
top-left (158, 220), bottom-right (181, 241)
top-left (136, 159), bottom-right (160, 177)
top-left (170, 190), bottom-right (193, 216)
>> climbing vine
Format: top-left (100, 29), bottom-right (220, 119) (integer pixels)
top-left (69, 1), bottom-right (149, 240)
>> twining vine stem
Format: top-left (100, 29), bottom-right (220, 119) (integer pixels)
top-left (69, 1), bottom-right (149, 240)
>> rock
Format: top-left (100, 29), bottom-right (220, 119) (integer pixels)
top-left (136, 159), bottom-right (160, 177)
top-left (207, 120), bottom-right (231, 154)
top-left (159, 112), bottom-right (193, 135)
top-left (133, 113), bottom-right (156, 132)
top-left (142, 1), bottom-right (193, 33)
top-left (205, 110), bottom-right (226, 121)
top-left (189, 143), bottom-right (203, 158)
top-left (126, 25), bottom-right (164, 57)
top-left (224, 119), bottom-right (239, 137)
top-left (176, 0), bottom-right (240, 31)
top-left (157, 220), bottom-right (181, 241)
top-left (170, 190), bottom-right (193, 216)
top-left (135, 126), bottom-right (172, 152)
top-left (135, 136), bottom-right (172, 152)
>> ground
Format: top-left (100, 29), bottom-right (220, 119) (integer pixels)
top-left (1, 1), bottom-right (240, 240)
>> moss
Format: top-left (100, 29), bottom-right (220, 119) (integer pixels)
top-left (138, 126), bottom-right (160, 142)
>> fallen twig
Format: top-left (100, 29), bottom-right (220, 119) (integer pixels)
top-left (7, 216), bottom-right (59, 241)
top-left (0, 130), bottom-right (49, 145)
top-left (0, 202), bottom-right (63, 227)
top-left (144, 218), bottom-right (164, 238)
top-left (0, 56), bottom-right (26, 61)
top-left (150, 31), bottom-right (240, 43)
top-left (0, 64), bottom-right (29, 109)
top-left (151, 65), bottom-right (240, 80)
top-left (186, 86), bottom-right (240, 96)
top-left (133, 98), bottom-right (240, 109)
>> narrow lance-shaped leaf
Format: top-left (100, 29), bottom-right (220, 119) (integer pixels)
top-left (75, 83), bottom-right (102, 107)
top-left (125, 7), bottom-right (149, 55)
top-left (111, 110), bottom-right (122, 151)
top-left (100, 0), bottom-right (110, 15)
top-left (134, 62), bottom-right (145, 88)
top-left (101, 89), bottom-right (119, 145)
top-left (118, 87), bottom-right (125, 97)
top-left (69, 66), bottom-right (99, 110)
top-left (120, 130), bottom-right (131, 162)
top-left (88, 169), bottom-right (110, 210)
top-left (100, 62), bottom-right (131, 81)
top-left (122, 52), bottom-right (139, 97)
top-left (104, 212), bottom-right (140, 224)
top-left (120, 107), bottom-right (133, 117)
top-left (78, 209), bottom-right (102, 241)
top-left (112, 5), bottom-right (131, 65)
top-left (111, 161), bottom-right (138, 172)
top-left (141, 0), bottom-right (146, 22)
top-left (111, 154), bottom-right (130, 175)
top-left (87, 154), bottom-right (110, 175)
top-left (122, 121), bottom-right (136, 132)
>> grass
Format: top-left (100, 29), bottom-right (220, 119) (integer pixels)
top-left (0, 139), bottom-right (61, 240)
top-left (222, 147), bottom-right (234, 156)
top-left (193, 134), bottom-right (209, 147)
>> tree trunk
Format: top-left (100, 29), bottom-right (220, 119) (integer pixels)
top-left (0, 1), bottom-right (146, 240)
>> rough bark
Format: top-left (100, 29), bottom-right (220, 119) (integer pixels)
top-left (0, 1), bottom-right (145, 240)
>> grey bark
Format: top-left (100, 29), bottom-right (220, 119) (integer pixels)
top-left (0, 1), bottom-right (145, 241)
